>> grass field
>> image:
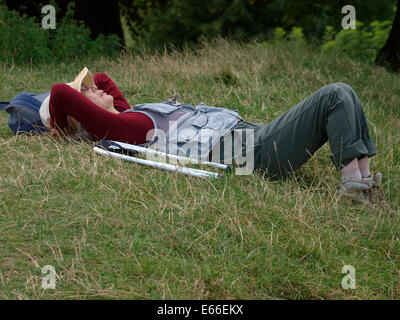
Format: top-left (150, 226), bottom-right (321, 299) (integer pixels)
top-left (0, 39), bottom-right (399, 299)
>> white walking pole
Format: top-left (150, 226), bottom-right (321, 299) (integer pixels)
top-left (110, 140), bottom-right (230, 171)
top-left (93, 147), bottom-right (221, 179)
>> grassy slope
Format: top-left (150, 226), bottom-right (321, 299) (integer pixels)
top-left (0, 40), bottom-right (399, 299)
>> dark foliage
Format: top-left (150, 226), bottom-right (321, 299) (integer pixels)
top-left (4, 0), bottom-right (124, 43)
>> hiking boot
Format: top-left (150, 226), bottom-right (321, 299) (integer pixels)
top-left (361, 172), bottom-right (382, 188)
top-left (362, 172), bottom-right (388, 210)
top-left (337, 180), bottom-right (375, 210)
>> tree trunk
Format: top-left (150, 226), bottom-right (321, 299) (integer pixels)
top-left (375, 0), bottom-right (400, 72)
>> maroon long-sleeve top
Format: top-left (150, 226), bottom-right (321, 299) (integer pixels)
top-left (49, 73), bottom-right (154, 145)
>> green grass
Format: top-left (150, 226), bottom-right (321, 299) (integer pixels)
top-left (0, 39), bottom-right (399, 299)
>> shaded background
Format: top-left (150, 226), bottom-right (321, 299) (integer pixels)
top-left (2, 0), bottom-right (400, 71)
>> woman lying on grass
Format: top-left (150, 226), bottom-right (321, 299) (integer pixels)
top-left (47, 67), bottom-right (385, 210)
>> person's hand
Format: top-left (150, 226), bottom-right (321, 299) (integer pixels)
top-left (51, 127), bottom-right (72, 137)
top-left (51, 128), bottom-right (63, 137)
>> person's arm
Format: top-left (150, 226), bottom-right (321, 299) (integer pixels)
top-left (49, 83), bottom-right (154, 145)
top-left (94, 73), bottom-right (131, 112)
top-left (49, 86), bottom-right (77, 136)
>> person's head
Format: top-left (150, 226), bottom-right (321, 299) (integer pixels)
top-left (81, 84), bottom-right (114, 111)
top-left (69, 67), bottom-right (116, 113)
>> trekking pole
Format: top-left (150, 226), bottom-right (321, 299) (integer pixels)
top-left (93, 147), bottom-right (221, 179)
top-left (110, 140), bottom-right (230, 171)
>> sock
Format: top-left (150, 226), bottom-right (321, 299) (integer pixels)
top-left (340, 158), bottom-right (362, 183)
top-left (358, 157), bottom-right (371, 178)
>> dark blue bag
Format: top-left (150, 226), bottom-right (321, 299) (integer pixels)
top-left (0, 92), bottom-right (50, 134)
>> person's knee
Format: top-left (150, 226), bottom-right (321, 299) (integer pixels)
top-left (315, 83), bottom-right (354, 116)
top-left (323, 82), bottom-right (351, 92)
top-left (334, 82), bottom-right (355, 94)
top-left (321, 82), bottom-right (354, 102)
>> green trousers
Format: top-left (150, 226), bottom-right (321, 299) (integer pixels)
top-left (223, 82), bottom-right (378, 178)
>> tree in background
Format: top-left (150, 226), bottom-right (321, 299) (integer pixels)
top-left (119, 0), bottom-right (288, 47)
top-left (120, 0), bottom-right (399, 72)
top-left (282, 0), bottom-right (396, 40)
top-left (4, 0), bottom-right (124, 43)
top-left (3, 0), bottom-right (399, 71)
top-left (119, 0), bottom-right (397, 46)
top-left (375, 0), bottom-right (400, 72)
